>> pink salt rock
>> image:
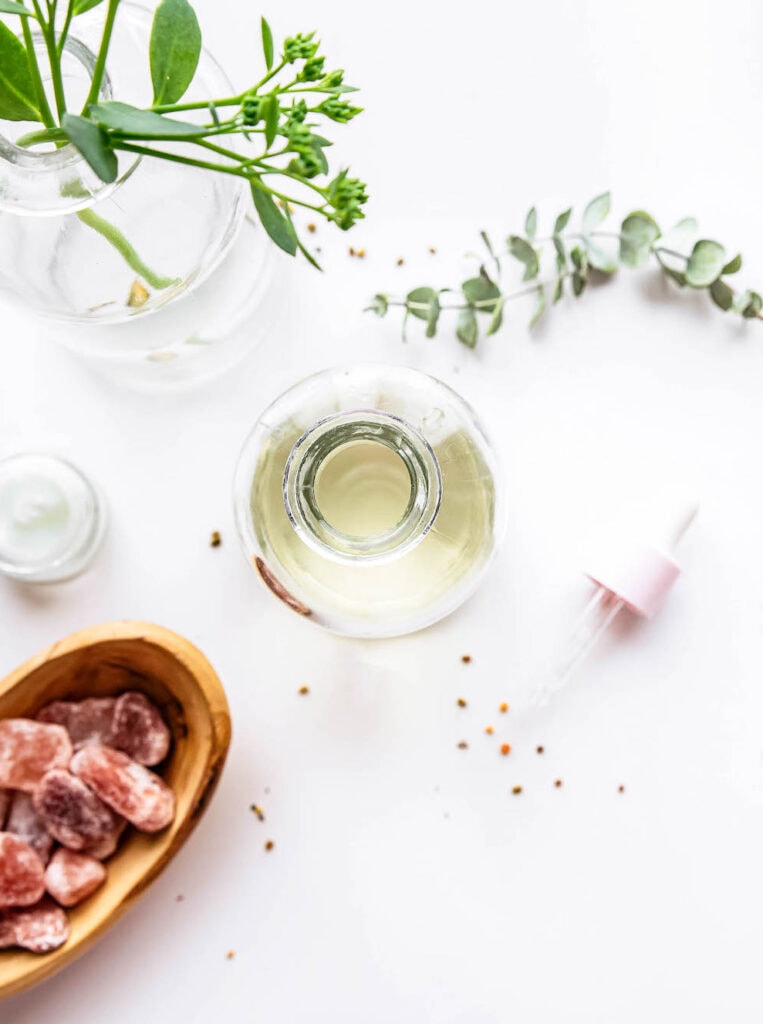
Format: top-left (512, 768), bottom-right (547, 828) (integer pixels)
top-left (37, 697), bottom-right (117, 750)
top-left (71, 746), bottom-right (175, 833)
top-left (45, 848), bottom-right (106, 907)
top-left (110, 691), bottom-right (171, 767)
top-left (0, 898), bottom-right (69, 952)
top-left (0, 720), bottom-right (72, 793)
top-left (34, 769), bottom-right (123, 856)
top-left (6, 791), bottom-right (54, 864)
top-left (0, 832), bottom-right (45, 907)
top-left (0, 789), bottom-right (10, 829)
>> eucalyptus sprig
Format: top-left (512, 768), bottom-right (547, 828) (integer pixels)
top-left (369, 193), bottom-right (762, 346)
top-left (0, 0), bottom-right (367, 268)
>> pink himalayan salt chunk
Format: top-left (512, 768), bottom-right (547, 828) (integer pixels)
top-left (0, 789), bottom-right (10, 829)
top-left (34, 769), bottom-right (123, 856)
top-left (0, 898), bottom-right (69, 953)
top-left (71, 746), bottom-right (175, 833)
top-left (110, 691), bottom-right (171, 767)
top-left (0, 720), bottom-right (72, 793)
top-left (45, 848), bottom-right (106, 907)
top-left (37, 697), bottom-right (117, 751)
top-left (6, 791), bottom-right (54, 864)
top-left (0, 832), bottom-right (45, 908)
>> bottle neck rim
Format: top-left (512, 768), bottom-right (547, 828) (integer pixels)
top-left (283, 410), bottom-right (443, 564)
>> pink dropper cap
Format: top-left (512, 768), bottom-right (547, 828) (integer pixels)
top-left (584, 495), bottom-right (699, 618)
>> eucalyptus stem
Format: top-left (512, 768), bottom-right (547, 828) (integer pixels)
top-left (76, 208), bottom-right (178, 289)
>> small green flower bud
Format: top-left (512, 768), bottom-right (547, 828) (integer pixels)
top-left (319, 69), bottom-right (344, 88)
top-left (285, 99), bottom-right (308, 126)
top-left (241, 94), bottom-right (261, 126)
top-left (297, 56), bottom-right (326, 82)
top-left (284, 32), bottom-right (318, 62)
top-left (317, 98), bottom-right (362, 124)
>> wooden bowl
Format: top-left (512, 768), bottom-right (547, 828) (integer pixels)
top-left (0, 621), bottom-right (231, 1001)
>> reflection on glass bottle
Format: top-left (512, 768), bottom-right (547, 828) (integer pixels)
top-left (234, 365), bottom-right (504, 638)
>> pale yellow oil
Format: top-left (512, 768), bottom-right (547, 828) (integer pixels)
top-left (250, 426), bottom-right (496, 633)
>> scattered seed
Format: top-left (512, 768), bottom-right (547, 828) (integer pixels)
top-left (457, 698), bottom-right (467, 708)
top-left (499, 702), bottom-right (509, 713)
top-left (127, 279), bottom-right (149, 308)
top-left (176, 894), bottom-right (184, 902)
top-left (554, 779), bottom-right (563, 788)
top-left (307, 223), bottom-right (316, 233)
top-left (457, 741), bottom-right (468, 750)
top-left (265, 840), bottom-right (274, 852)
top-left (396, 257), bottom-right (404, 266)
top-left (618, 785), bottom-right (625, 793)
top-left (250, 804), bottom-right (265, 821)
top-left (500, 743), bottom-right (511, 756)
top-left (210, 531), bottom-right (222, 548)
top-left (298, 686), bottom-right (309, 695)
top-left (461, 654), bottom-right (472, 664)
top-left (511, 785), bottom-right (523, 795)
top-left (226, 950), bottom-right (235, 960)
top-left (357, 248), bottom-right (366, 258)
top-left (428, 246), bottom-right (436, 254)
top-left (485, 725), bottom-right (494, 735)
top-left (349, 246), bottom-right (356, 256)
top-left (536, 745), bottom-right (544, 755)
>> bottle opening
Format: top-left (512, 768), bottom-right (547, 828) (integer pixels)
top-left (283, 411), bottom-right (442, 562)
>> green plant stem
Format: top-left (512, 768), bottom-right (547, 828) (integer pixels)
top-left (21, 15), bottom-right (56, 128)
top-left (76, 208), bottom-right (178, 289)
top-left (150, 94), bottom-right (244, 114)
top-left (390, 279), bottom-right (557, 314)
top-left (31, 0), bottom-right (66, 120)
top-left (84, 0), bottom-right (119, 109)
top-left (57, 0), bottom-right (74, 56)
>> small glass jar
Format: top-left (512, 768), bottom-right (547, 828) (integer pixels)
top-left (0, 454), bottom-right (107, 582)
top-left (234, 365), bottom-right (504, 638)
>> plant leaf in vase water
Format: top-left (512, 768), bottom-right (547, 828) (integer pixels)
top-left (369, 194), bottom-right (763, 347)
top-left (0, 0), bottom-right (368, 294)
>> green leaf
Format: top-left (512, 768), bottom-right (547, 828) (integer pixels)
top-left (529, 286), bottom-right (545, 328)
top-left (0, 21), bottom-right (39, 121)
top-left (661, 265), bottom-right (686, 287)
top-left (0, 1), bottom-right (32, 15)
top-left (260, 16), bottom-right (274, 71)
top-left (553, 235), bottom-right (566, 270)
top-left (250, 180), bottom-right (297, 255)
top-left (366, 294), bottom-right (388, 317)
top-left (61, 113), bottom-right (118, 182)
top-left (486, 296), bottom-right (503, 335)
top-left (722, 253), bottom-right (742, 275)
top-left (462, 273), bottom-right (501, 313)
top-left (619, 211), bottom-right (660, 268)
top-left (585, 241), bottom-right (617, 274)
top-left (685, 239), bottom-right (726, 288)
top-left (73, 0), bottom-right (106, 12)
top-left (570, 246), bottom-right (587, 272)
top-left (456, 308), bottom-right (478, 348)
top-left (406, 287), bottom-right (439, 327)
top-left (552, 276), bottom-right (564, 304)
top-left (507, 235), bottom-right (539, 281)
top-left (709, 279), bottom-right (733, 312)
top-left (89, 101), bottom-right (204, 136)
top-left (572, 270), bottom-right (586, 297)
top-left (525, 207), bottom-right (537, 241)
top-left (582, 192), bottom-right (611, 235)
top-left (261, 94), bottom-right (280, 148)
top-left (425, 298), bottom-right (440, 338)
top-left (673, 216), bottom-right (698, 233)
top-left (150, 0), bottom-right (202, 105)
top-left (554, 208), bottom-right (572, 234)
top-left (734, 290), bottom-right (762, 319)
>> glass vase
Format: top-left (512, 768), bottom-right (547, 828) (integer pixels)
top-left (234, 365), bottom-right (505, 638)
top-left (0, 3), bottom-right (277, 390)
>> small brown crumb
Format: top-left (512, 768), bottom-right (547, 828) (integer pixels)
top-left (485, 725), bottom-right (494, 735)
top-left (298, 685), bottom-right (309, 695)
top-left (500, 743), bottom-right (511, 756)
top-left (127, 279), bottom-right (149, 308)
top-left (536, 745), bottom-right (544, 755)
top-left (618, 785), bottom-right (625, 793)
top-left (396, 257), bottom-right (404, 266)
top-left (226, 950), bottom-right (235, 960)
top-left (456, 698), bottom-right (467, 708)
top-left (307, 223), bottom-right (316, 233)
top-left (428, 246), bottom-right (436, 254)
top-left (554, 779), bottom-right (563, 788)
top-left (210, 530), bottom-right (222, 548)
top-left (511, 785), bottom-right (523, 795)
top-left (457, 741), bottom-right (468, 750)
top-left (265, 840), bottom-right (274, 852)
top-left (250, 804), bottom-right (265, 821)
top-left (357, 248), bottom-right (366, 258)
top-left (349, 246), bottom-right (356, 256)
top-left (499, 702), bottom-right (509, 713)
top-left (461, 654), bottom-right (472, 664)
top-left (176, 894), bottom-right (184, 902)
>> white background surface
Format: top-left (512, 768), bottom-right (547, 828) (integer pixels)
top-left (2, 0), bottom-right (763, 1020)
